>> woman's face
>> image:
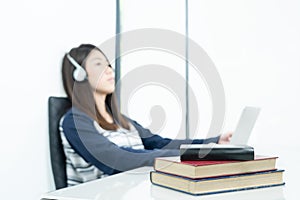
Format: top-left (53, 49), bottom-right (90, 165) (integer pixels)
top-left (85, 49), bottom-right (115, 94)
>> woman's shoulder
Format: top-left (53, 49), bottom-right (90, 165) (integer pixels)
top-left (64, 107), bottom-right (91, 118)
top-left (62, 107), bottom-right (94, 127)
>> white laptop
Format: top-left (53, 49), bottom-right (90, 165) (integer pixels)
top-left (230, 106), bottom-right (261, 145)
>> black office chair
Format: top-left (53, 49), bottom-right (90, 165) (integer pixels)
top-left (48, 96), bottom-right (71, 189)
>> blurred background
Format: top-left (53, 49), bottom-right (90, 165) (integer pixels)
top-left (0, 0), bottom-right (299, 199)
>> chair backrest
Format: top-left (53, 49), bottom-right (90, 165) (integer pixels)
top-left (48, 96), bottom-right (71, 189)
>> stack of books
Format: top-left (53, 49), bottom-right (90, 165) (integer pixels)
top-left (150, 145), bottom-right (285, 196)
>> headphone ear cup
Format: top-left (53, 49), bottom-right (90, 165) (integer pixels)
top-left (73, 67), bottom-right (87, 82)
top-left (67, 54), bottom-right (87, 82)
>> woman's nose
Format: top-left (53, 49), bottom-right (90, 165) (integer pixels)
top-left (105, 66), bottom-right (115, 74)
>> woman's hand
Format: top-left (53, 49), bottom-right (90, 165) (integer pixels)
top-left (218, 132), bottom-right (233, 144)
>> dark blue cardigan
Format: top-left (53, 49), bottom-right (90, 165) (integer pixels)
top-left (61, 107), bottom-right (220, 175)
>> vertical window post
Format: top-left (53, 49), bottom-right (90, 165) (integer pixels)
top-left (115, 0), bottom-right (121, 107)
top-left (185, 0), bottom-right (190, 139)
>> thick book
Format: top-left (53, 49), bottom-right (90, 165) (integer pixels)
top-left (180, 144), bottom-right (254, 161)
top-left (154, 155), bottom-right (277, 179)
top-left (150, 170), bottom-right (285, 196)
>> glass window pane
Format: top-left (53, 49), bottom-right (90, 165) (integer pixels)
top-left (119, 0), bottom-right (187, 139)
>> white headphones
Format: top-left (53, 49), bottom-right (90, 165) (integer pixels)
top-left (67, 54), bottom-right (87, 82)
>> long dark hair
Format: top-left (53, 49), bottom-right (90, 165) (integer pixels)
top-left (62, 44), bottom-right (129, 130)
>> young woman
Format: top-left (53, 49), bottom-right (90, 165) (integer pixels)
top-left (60, 44), bottom-right (231, 186)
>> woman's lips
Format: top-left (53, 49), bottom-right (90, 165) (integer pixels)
top-left (107, 77), bottom-right (115, 82)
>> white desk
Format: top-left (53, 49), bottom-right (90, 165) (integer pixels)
top-left (41, 166), bottom-right (286, 200)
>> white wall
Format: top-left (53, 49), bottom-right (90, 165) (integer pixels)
top-left (0, 0), bottom-right (299, 199)
top-left (189, 0), bottom-right (300, 147)
top-left (0, 0), bottom-right (115, 199)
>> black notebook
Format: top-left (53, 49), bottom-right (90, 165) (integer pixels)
top-left (180, 144), bottom-right (254, 161)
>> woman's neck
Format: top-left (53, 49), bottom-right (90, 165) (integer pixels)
top-left (93, 92), bottom-right (113, 123)
top-left (94, 92), bottom-right (106, 112)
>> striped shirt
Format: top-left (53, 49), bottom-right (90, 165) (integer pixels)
top-left (59, 115), bottom-right (145, 186)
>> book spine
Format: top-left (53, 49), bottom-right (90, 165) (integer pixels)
top-left (180, 147), bottom-right (254, 161)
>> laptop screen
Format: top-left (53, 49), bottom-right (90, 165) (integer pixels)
top-left (230, 106), bottom-right (261, 145)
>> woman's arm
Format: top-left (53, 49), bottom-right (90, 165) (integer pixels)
top-left (62, 108), bottom-right (180, 175)
top-left (125, 117), bottom-right (220, 150)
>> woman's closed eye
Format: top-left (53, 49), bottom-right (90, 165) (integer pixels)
top-left (95, 62), bottom-right (110, 67)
